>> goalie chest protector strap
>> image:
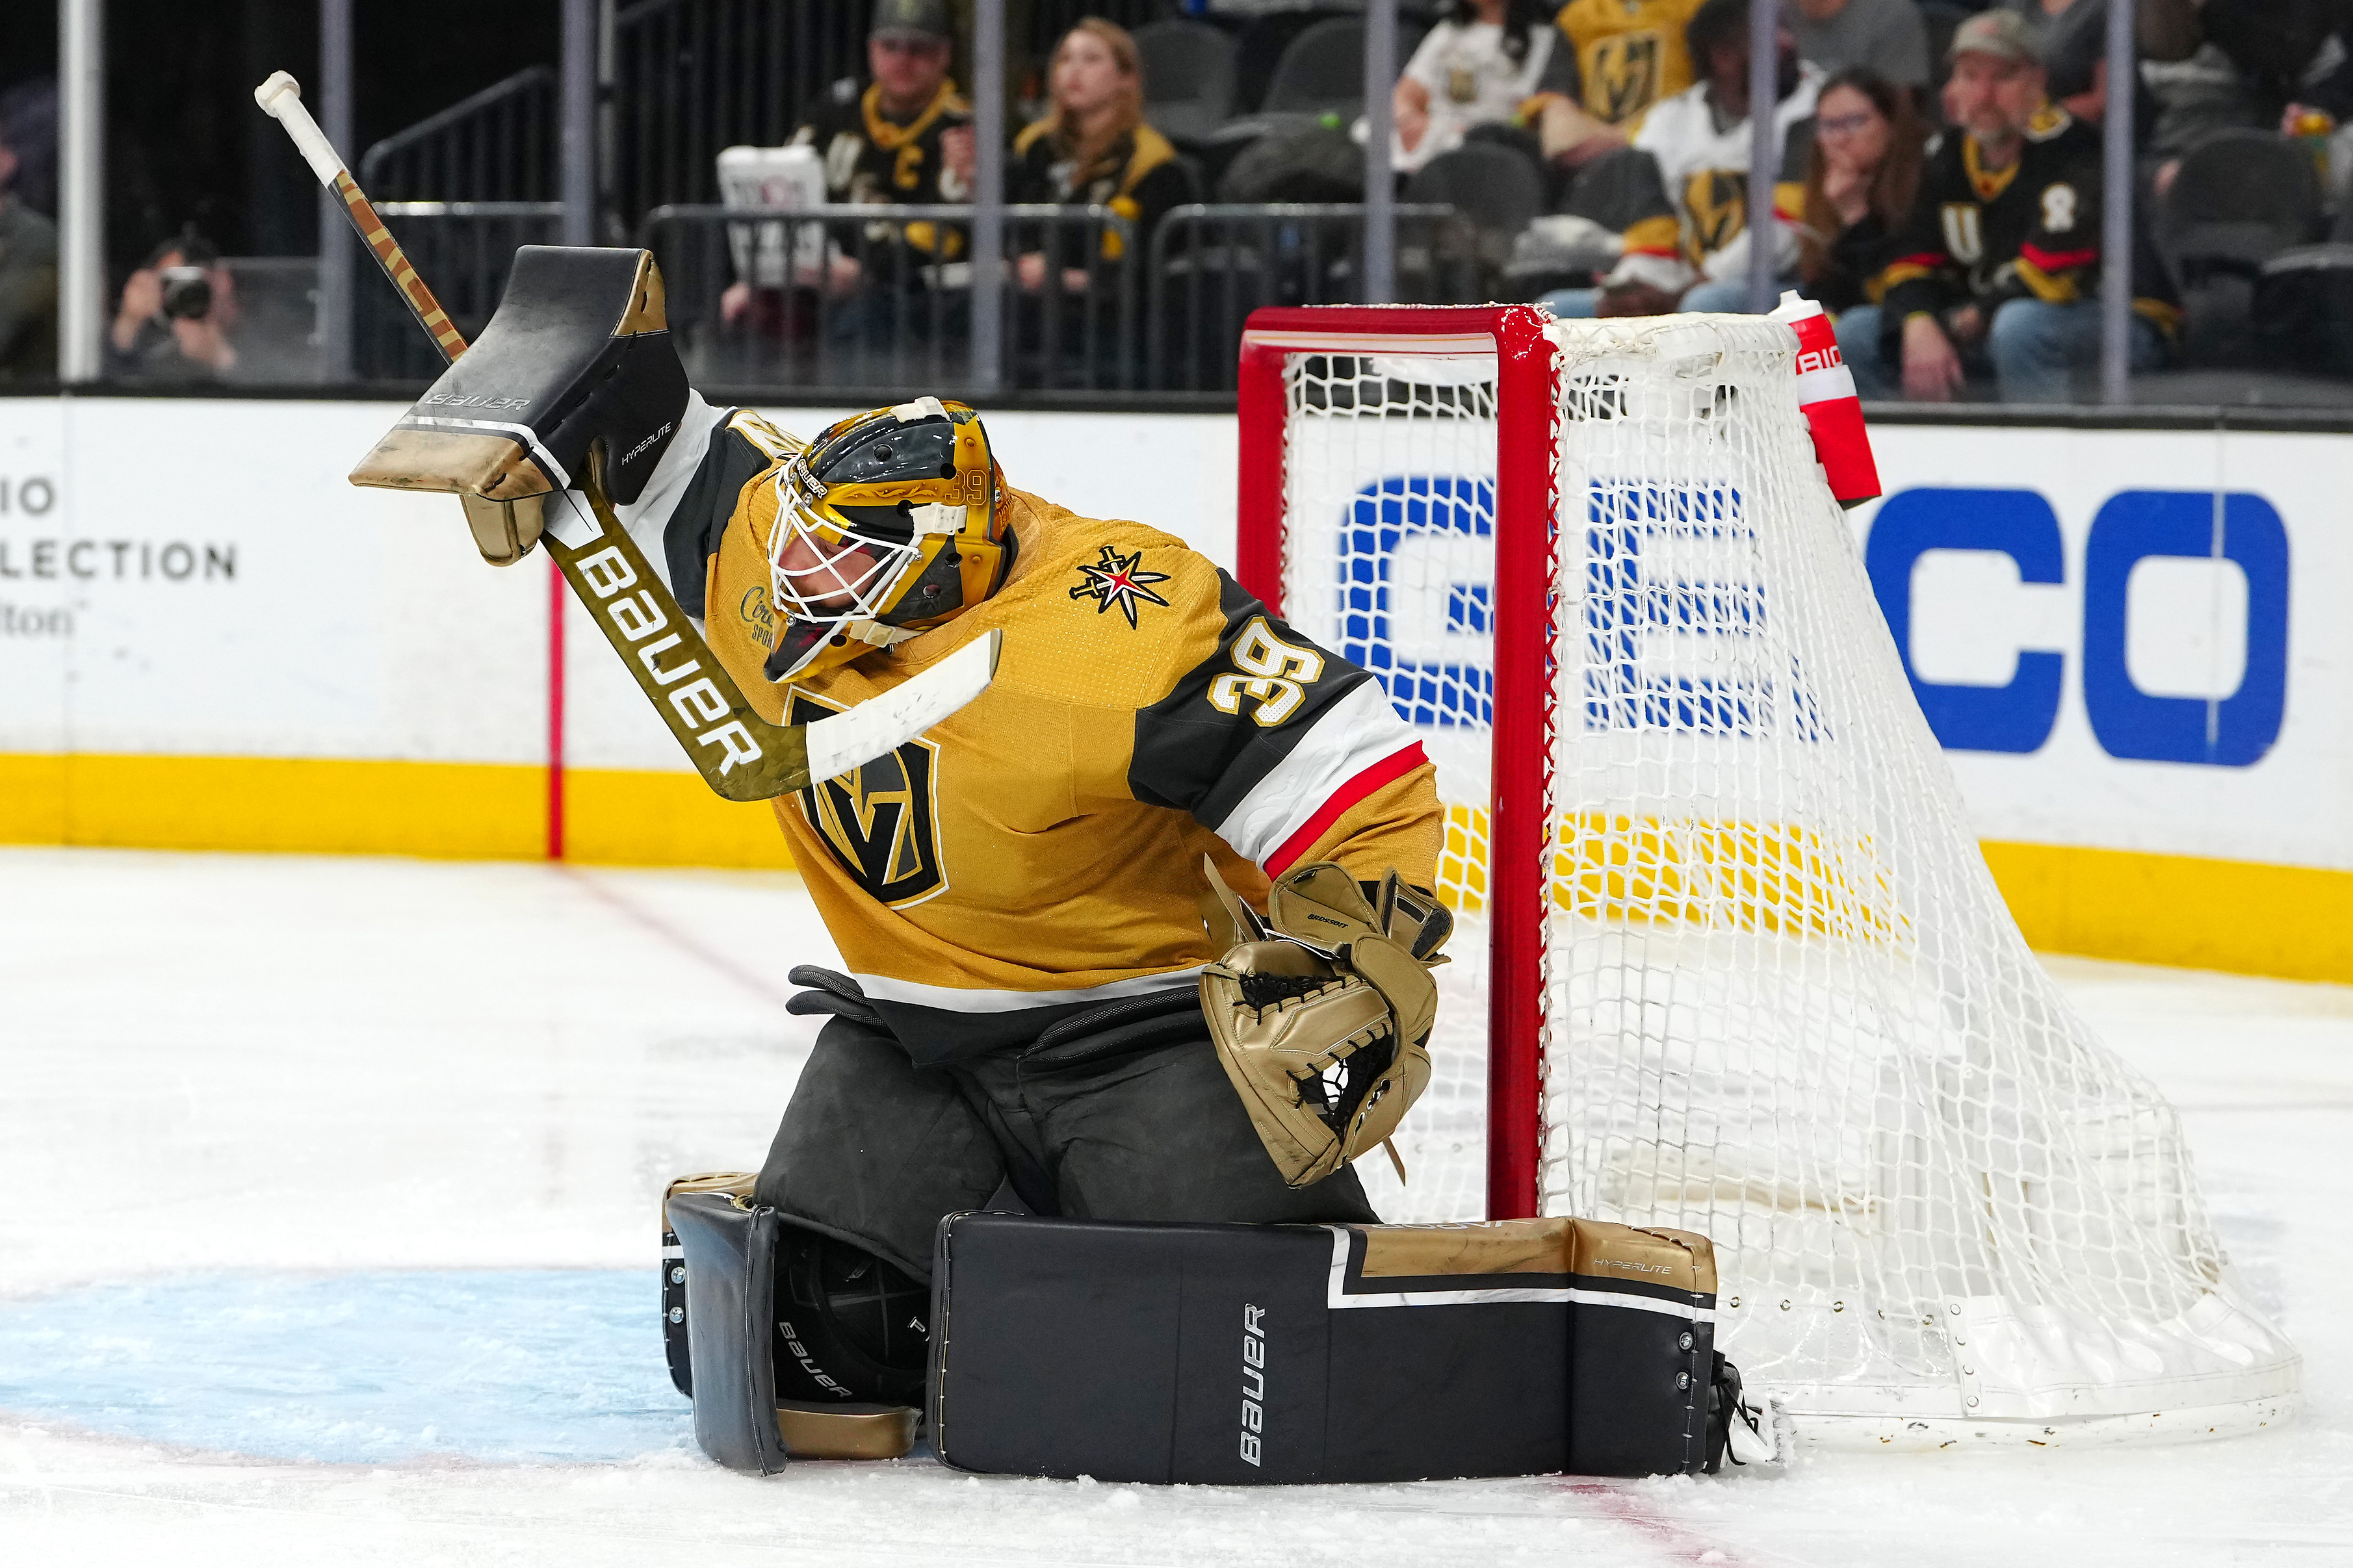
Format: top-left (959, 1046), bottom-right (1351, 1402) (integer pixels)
top-left (928, 1213), bottom-right (1720, 1484)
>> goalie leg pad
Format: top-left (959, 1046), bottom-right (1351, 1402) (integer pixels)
top-left (665, 1182), bottom-right (929, 1471)
top-left (928, 1212), bottom-right (1730, 1484)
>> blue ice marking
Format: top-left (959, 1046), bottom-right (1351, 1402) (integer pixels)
top-left (0, 1268), bottom-right (693, 1464)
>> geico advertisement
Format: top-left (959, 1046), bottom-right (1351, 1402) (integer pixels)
top-left (1856, 425), bottom-right (2352, 870)
top-left (0, 398), bottom-right (545, 762)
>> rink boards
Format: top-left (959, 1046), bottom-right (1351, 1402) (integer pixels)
top-left (0, 394), bottom-right (2346, 981)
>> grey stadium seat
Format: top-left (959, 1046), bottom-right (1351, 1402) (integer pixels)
top-left (1262, 17), bottom-right (1427, 122)
top-left (2160, 129), bottom-right (2322, 281)
top-left (1134, 19), bottom-right (1240, 146)
top-left (1404, 142), bottom-right (1546, 246)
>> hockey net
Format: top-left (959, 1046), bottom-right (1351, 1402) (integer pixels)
top-left (1237, 306), bottom-right (2298, 1441)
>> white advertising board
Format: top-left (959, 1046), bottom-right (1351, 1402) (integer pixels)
top-left (0, 395), bottom-right (2345, 888)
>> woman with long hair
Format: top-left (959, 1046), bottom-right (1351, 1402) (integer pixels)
top-left (1799, 66), bottom-right (1927, 316)
top-left (1393, 0), bottom-right (1576, 172)
top-left (1009, 18), bottom-right (1193, 299)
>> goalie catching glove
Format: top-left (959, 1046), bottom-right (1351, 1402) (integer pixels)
top-left (1198, 856), bottom-right (1452, 1187)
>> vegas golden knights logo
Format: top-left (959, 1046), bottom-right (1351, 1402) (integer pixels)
top-left (1684, 170), bottom-right (1747, 260)
top-left (1589, 34), bottom-right (1662, 124)
top-left (786, 690), bottom-right (946, 907)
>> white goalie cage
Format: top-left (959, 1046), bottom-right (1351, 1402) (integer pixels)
top-left (1233, 305), bottom-right (2300, 1446)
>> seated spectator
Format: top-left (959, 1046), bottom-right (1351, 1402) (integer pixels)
top-left (1011, 18), bottom-right (1193, 294)
top-left (1538, 0), bottom-right (1703, 172)
top-left (1799, 66), bottom-right (1928, 319)
top-left (0, 107), bottom-right (57, 379)
top-left (1540, 0), bottom-right (1823, 317)
top-left (1393, 0), bottom-right (1578, 174)
top-left (107, 229), bottom-right (236, 383)
top-left (720, 0), bottom-right (975, 328)
top-left (1784, 0), bottom-right (1932, 94)
top-left (1851, 10), bottom-right (2178, 402)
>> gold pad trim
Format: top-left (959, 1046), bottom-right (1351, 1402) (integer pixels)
top-left (774, 1402), bottom-right (921, 1460)
top-left (349, 427), bottom-right (552, 500)
top-left (1570, 1220), bottom-right (1719, 1296)
top-left (1355, 1218), bottom-right (1573, 1279)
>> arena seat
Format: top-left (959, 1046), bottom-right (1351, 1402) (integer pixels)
top-left (1134, 19), bottom-right (1240, 146)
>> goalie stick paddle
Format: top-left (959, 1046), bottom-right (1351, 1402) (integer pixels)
top-left (254, 70), bottom-right (1000, 801)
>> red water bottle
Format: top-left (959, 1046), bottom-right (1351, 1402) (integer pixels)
top-left (1769, 290), bottom-right (1881, 509)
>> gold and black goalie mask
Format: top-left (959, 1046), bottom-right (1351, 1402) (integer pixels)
top-left (764, 397), bottom-right (1014, 684)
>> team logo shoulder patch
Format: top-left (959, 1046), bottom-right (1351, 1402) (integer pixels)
top-left (786, 689), bottom-right (947, 908)
top-left (1069, 545), bottom-right (1173, 629)
top-left (2026, 105), bottom-right (2071, 141)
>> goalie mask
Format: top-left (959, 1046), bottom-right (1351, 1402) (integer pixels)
top-left (762, 398), bottom-right (1015, 684)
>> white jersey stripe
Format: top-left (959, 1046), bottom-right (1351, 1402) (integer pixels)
top-left (1211, 680), bottom-right (1424, 869)
top-left (850, 965), bottom-right (1204, 1014)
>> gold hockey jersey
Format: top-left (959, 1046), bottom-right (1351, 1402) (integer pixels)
top-left (1554, 0), bottom-right (1701, 129)
top-left (630, 402), bottom-right (1442, 1062)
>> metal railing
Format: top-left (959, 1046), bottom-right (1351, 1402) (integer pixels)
top-left (613, 0), bottom-right (871, 224)
top-left (1148, 204), bottom-right (1485, 391)
top-left (355, 203), bottom-right (567, 380)
top-left (357, 66), bottom-right (558, 203)
top-left (609, 0), bottom-right (1186, 229)
top-left (642, 203), bottom-right (1139, 394)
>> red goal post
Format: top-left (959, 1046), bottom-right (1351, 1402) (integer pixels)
top-left (1238, 304), bottom-right (1556, 1222)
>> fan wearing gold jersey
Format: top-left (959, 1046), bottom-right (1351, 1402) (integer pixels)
top-left (614, 385), bottom-right (1451, 1412)
top-left (1529, 0), bottom-right (1703, 168)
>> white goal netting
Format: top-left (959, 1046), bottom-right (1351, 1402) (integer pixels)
top-left (1271, 315), bottom-right (2298, 1436)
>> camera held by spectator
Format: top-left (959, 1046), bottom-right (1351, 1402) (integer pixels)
top-left (109, 225), bottom-right (239, 382)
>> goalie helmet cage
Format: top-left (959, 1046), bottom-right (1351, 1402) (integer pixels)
top-left (1234, 304), bottom-right (2300, 1446)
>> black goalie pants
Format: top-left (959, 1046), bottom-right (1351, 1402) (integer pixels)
top-left (753, 994), bottom-right (1379, 1282)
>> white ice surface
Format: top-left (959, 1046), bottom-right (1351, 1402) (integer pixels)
top-left (1, 846), bottom-right (2348, 1566)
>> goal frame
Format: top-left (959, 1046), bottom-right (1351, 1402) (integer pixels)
top-left (1237, 303), bottom-right (1557, 1222)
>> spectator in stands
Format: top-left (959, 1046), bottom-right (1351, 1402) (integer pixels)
top-left (1537, 0), bottom-right (1702, 174)
top-left (107, 229), bottom-right (237, 383)
top-left (1011, 19), bottom-right (1193, 293)
top-left (720, 0), bottom-right (976, 327)
top-left (1798, 67), bottom-right (1929, 318)
top-left (1552, 0), bottom-right (1702, 129)
top-left (1852, 11), bottom-right (2177, 401)
top-left (0, 107), bottom-right (57, 379)
top-left (1784, 0), bottom-right (1932, 93)
top-left (1392, 0), bottom-right (1578, 173)
top-left (1540, 0), bottom-right (1823, 316)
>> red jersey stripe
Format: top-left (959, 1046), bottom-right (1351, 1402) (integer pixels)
top-left (1264, 741), bottom-right (1429, 877)
top-left (2021, 242), bottom-right (2099, 271)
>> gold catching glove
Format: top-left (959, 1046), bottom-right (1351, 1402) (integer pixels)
top-left (1198, 856), bottom-right (1453, 1188)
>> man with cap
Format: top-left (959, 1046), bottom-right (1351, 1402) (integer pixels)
top-left (720, 0), bottom-right (976, 325)
top-left (1847, 8), bottom-right (2177, 402)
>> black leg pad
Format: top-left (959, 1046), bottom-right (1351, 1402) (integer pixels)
top-left (669, 1190), bottom-right (792, 1474)
top-left (927, 1213), bottom-right (1721, 1484)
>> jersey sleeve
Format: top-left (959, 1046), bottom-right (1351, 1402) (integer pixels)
top-left (1128, 572), bottom-right (1441, 889)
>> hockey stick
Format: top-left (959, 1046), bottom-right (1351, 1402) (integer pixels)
top-left (254, 71), bottom-right (998, 801)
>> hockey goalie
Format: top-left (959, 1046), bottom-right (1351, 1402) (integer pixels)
top-left (351, 246), bottom-right (1765, 1485)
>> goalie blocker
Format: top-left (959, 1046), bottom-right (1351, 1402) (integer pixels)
top-left (664, 1177), bottom-right (1767, 1482)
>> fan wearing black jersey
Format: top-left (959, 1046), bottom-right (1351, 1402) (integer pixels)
top-left (1840, 10), bottom-right (2178, 403)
